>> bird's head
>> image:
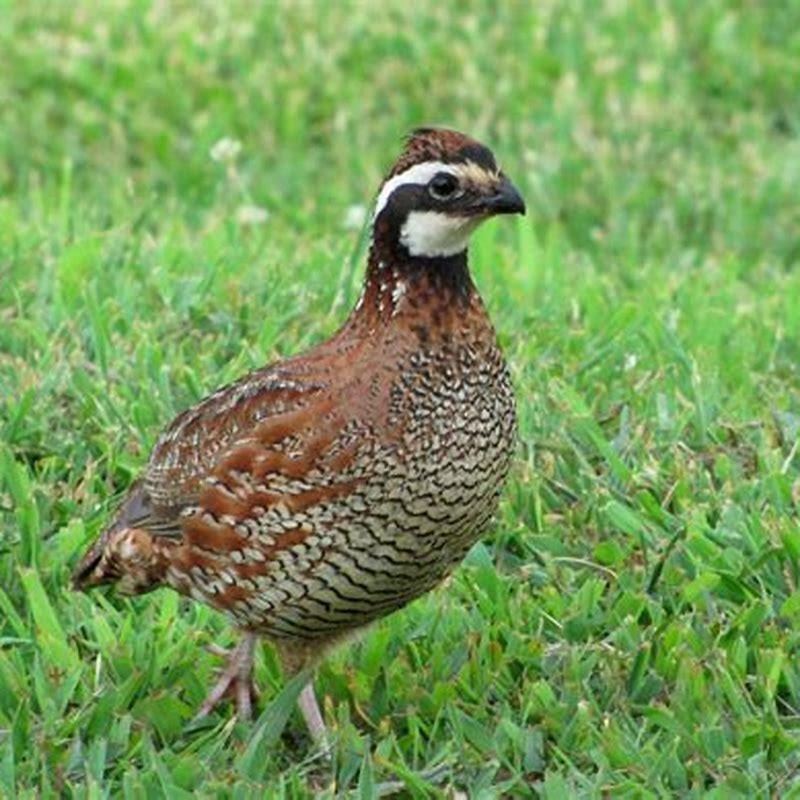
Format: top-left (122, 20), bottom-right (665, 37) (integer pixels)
top-left (372, 128), bottom-right (525, 261)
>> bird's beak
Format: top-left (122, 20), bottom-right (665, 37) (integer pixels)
top-left (483, 175), bottom-right (526, 216)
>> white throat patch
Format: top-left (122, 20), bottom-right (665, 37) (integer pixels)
top-left (373, 159), bottom-right (491, 258)
top-left (399, 212), bottom-right (481, 258)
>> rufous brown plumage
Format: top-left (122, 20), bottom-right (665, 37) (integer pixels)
top-left (73, 127), bottom-right (525, 744)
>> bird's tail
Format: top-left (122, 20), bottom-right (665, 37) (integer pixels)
top-left (72, 482), bottom-right (175, 595)
top-left (72, 526), bottom-right (172, 595)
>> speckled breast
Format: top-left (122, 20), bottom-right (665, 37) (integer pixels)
top-left (170, 336), bottom-right (516, 641)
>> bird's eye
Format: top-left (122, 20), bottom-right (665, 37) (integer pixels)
top-left (428, 172), bottom-right (460, 200)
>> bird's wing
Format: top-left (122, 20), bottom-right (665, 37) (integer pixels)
top-left (71, 360), bottom-right (332, 585)
top-left (142, 363), bottom-right (329, 512)
top-left (165, 359), bottom-right (378, 631)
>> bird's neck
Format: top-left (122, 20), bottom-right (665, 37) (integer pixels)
top-left (348, 228), bottom-right (474, 327)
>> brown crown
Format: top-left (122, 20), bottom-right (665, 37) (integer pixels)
top-left (387, 128), bottom-right (494, 178)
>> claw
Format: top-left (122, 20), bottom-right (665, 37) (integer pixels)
top-left (194, 633), bottom-right (257, 722)
top-left (193, 634), bottom-right (329, 750)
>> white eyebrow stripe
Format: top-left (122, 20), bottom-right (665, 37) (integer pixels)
top-left (373, 160), bottom-right (459, 220)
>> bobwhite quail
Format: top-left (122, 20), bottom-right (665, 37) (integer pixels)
top-left (73, 128), bottom-right (525, 745)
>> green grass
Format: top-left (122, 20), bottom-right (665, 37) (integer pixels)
top-left (1, 0), bottom-right (800, 795)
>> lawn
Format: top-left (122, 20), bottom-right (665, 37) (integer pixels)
top-left (1, 0), bottom-right (799, 796)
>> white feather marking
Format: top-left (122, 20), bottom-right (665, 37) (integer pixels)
top-left (399, 211), bottom-right (482, 257)
top-left (391, 279), bottom-right (407, 304)
top-left (373, 161), bottom-right (458, 219)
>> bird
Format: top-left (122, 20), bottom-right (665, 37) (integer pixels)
top-left (72, 127), bottom-right (525, 746)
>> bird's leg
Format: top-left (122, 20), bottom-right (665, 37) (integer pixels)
top-left (297, 680), bottom-right (329, 750)
top-left (278, 643), bottom-right (329, 749)
top-left (195, 633), bottom-right (257, 721)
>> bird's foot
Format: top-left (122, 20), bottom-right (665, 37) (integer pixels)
top-left (194, 633), bottom-right (257, 722)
